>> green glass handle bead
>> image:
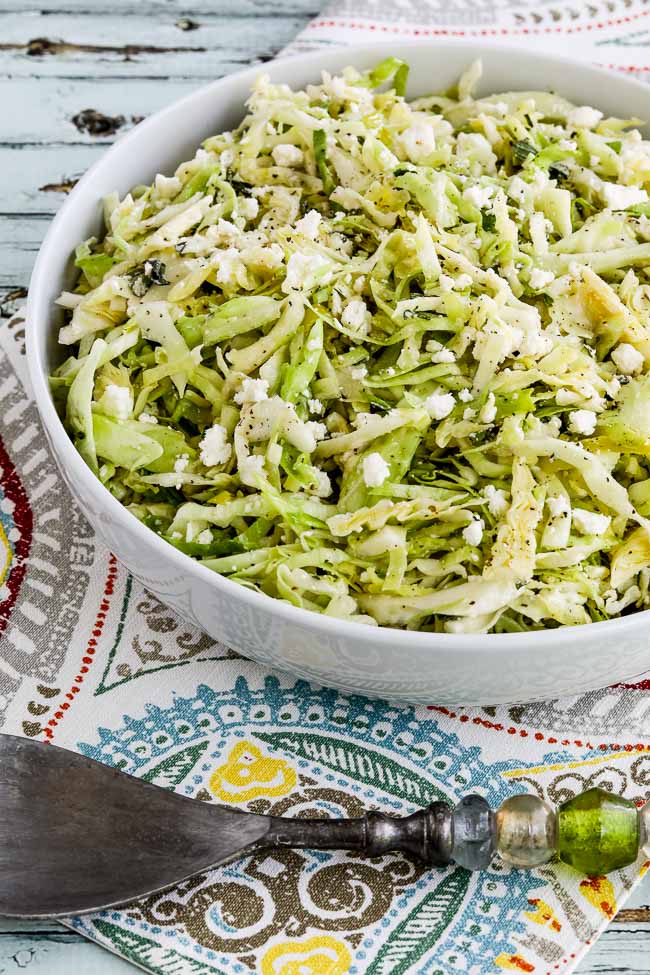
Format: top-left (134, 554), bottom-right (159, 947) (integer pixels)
top-left (482, 787), bottom-right (647, 876)
top-left (557, 787), bottom-right (639, 875)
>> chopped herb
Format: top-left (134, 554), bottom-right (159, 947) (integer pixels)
top-left (512, 140), bottom-right (538, 165)
top-left (127, 259), bottom-right (169, 297)
top-left (548, 162), bottom-right (570, 182)
top-left (402, 308), bottom-right (437, 320)
top-left (481, 210), bottom-right (497, 232)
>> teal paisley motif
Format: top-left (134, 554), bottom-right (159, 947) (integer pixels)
top-left (73, 676), bottom-right (550, 973)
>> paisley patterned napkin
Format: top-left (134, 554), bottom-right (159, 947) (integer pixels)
top-left (3, 2), bottom-right (650, 972)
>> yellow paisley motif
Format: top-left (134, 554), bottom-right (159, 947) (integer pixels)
top-left (525, 898), bottom-right (562, 933)
top-left (579, 875), bottom-right (617, 919)
top-left (0, 521), bottom-right (12, 587)
top-left (261, 935), bottom-right (352, 975)
top-left (494, 953), bottom-right (535, 972)
top-left (209, 740), bottom-right (297, 802)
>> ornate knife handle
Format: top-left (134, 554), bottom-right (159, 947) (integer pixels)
top-left (265, 802), bottom-right (453, 866)
top-left (265, 787), bottom-right (649, 876)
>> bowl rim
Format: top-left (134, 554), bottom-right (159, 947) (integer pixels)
top-left (25, 38), bottom-right (650, 651)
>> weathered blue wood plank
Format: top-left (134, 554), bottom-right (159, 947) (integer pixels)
top-left (1, 74), bottom-right (267, 146)
top-left (3, 0), bottom-right (319, 14)
top-left (0, 929), bottom-right (134, 972)
top-left (0, 145), bottom-right (105, 213)
top-left (0, 216), bottom-right (53, 287)
top-left (0, 12), bottom-right (315, 79)
top-left (0, 915), bottom-right (648, 974)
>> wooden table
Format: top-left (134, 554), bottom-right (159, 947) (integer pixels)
top-left (3, 0), bottom-right (650, 969)
top-left (0, 884), bottom-right (648, 973)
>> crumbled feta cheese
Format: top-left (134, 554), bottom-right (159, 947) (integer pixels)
top-left (462, 517), bottom-right (484, 546)
top-left (100, 384), bottom-right (132, 420)
top-left (432, 347), bottom-right (456, 364)
top-left (138, 412), bottom-right (158, 424)
top-left (547, 495), bottom-right (570, 518)
top-left (567, 106), bottom-right (603, 129)
top-left (362, 452), bottom-right (390, 488)
top-left (438, 273), bottom-right (454, 292)
top-left (572, 507), bottom-right (611, 535)
top-left (479, 392), bottom-right (497, 424)
top-left (558, 138), bottom-right (577, 152)
top-left (173, 454), bottom-right (189, 487)
top-left (600, 182), bottom-right (648, 210)
top-left (568, 409), bottom-right (598, 436)
top-left (238, 197), bottom-right (259, 222)
top-left (271, 144), bottom-right (304, 167)
top-left (199, 424), bottom-right (232, 467)
top-left (197, 529), bottom-right (213, 546)
top-left (401, 123), bottom-right (436, 164)
top-left (424, 391), bottom-right (455, 420)
top-left (612, 343), bottom-right (644, 375)
top-left (305, 420), bottom-right (327, 442)
top-left (508, 175), bottom-right (528, 203)
top-left (458, 388), bottom-right (473, 403)
top-left (308, 398), bottom-right (324, 414)
top-left (239, 454), bottom-right (265, 485)
top-left (529, 268), bottom-right (555, 290)
top-left (462, 184), bottom-right (494, 209)
top-left (463, 407), bottom-right (476, 421)
top-left (282, 252), bottom-right (331, 293)
top-left (520, 329), bottom-right (554, 358)
top-left (342, 297), bottom-right (372, 334)
top-left (234, 377), bottom-right (269, 405)
top-left (216, 247), bottom-right (243, 288)
top-left (350, 365), bottom-right (368, 380)
top-left (209, 219), bottom-right (240, 244)
top-left (455, 273), bottom-right (473, 290)
top-left (484, 485), bottom-right (508, 516)
top-left (439, 272), bottom-right (472, 292)
top-left (312, 469), bottom-right (332, 498)
top-left (295, 209), bottom-right (322, 239)
top-left (154, 173), bottom-right (182, 199)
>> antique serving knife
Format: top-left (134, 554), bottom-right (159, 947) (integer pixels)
top-left (0, 734), bottom-right (646, 917)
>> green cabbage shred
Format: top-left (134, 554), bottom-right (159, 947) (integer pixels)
top-left (52, 58), bottom-right (650, 632)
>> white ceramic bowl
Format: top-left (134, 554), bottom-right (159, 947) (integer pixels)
top-left (26, 41), bottom-right (650, 705)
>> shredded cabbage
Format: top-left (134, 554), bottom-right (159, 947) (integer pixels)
top-left (52, 58), bottom-right (650, 632)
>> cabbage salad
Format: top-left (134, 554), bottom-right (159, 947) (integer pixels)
top-left (52, 58), bottom-right (650, 633)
